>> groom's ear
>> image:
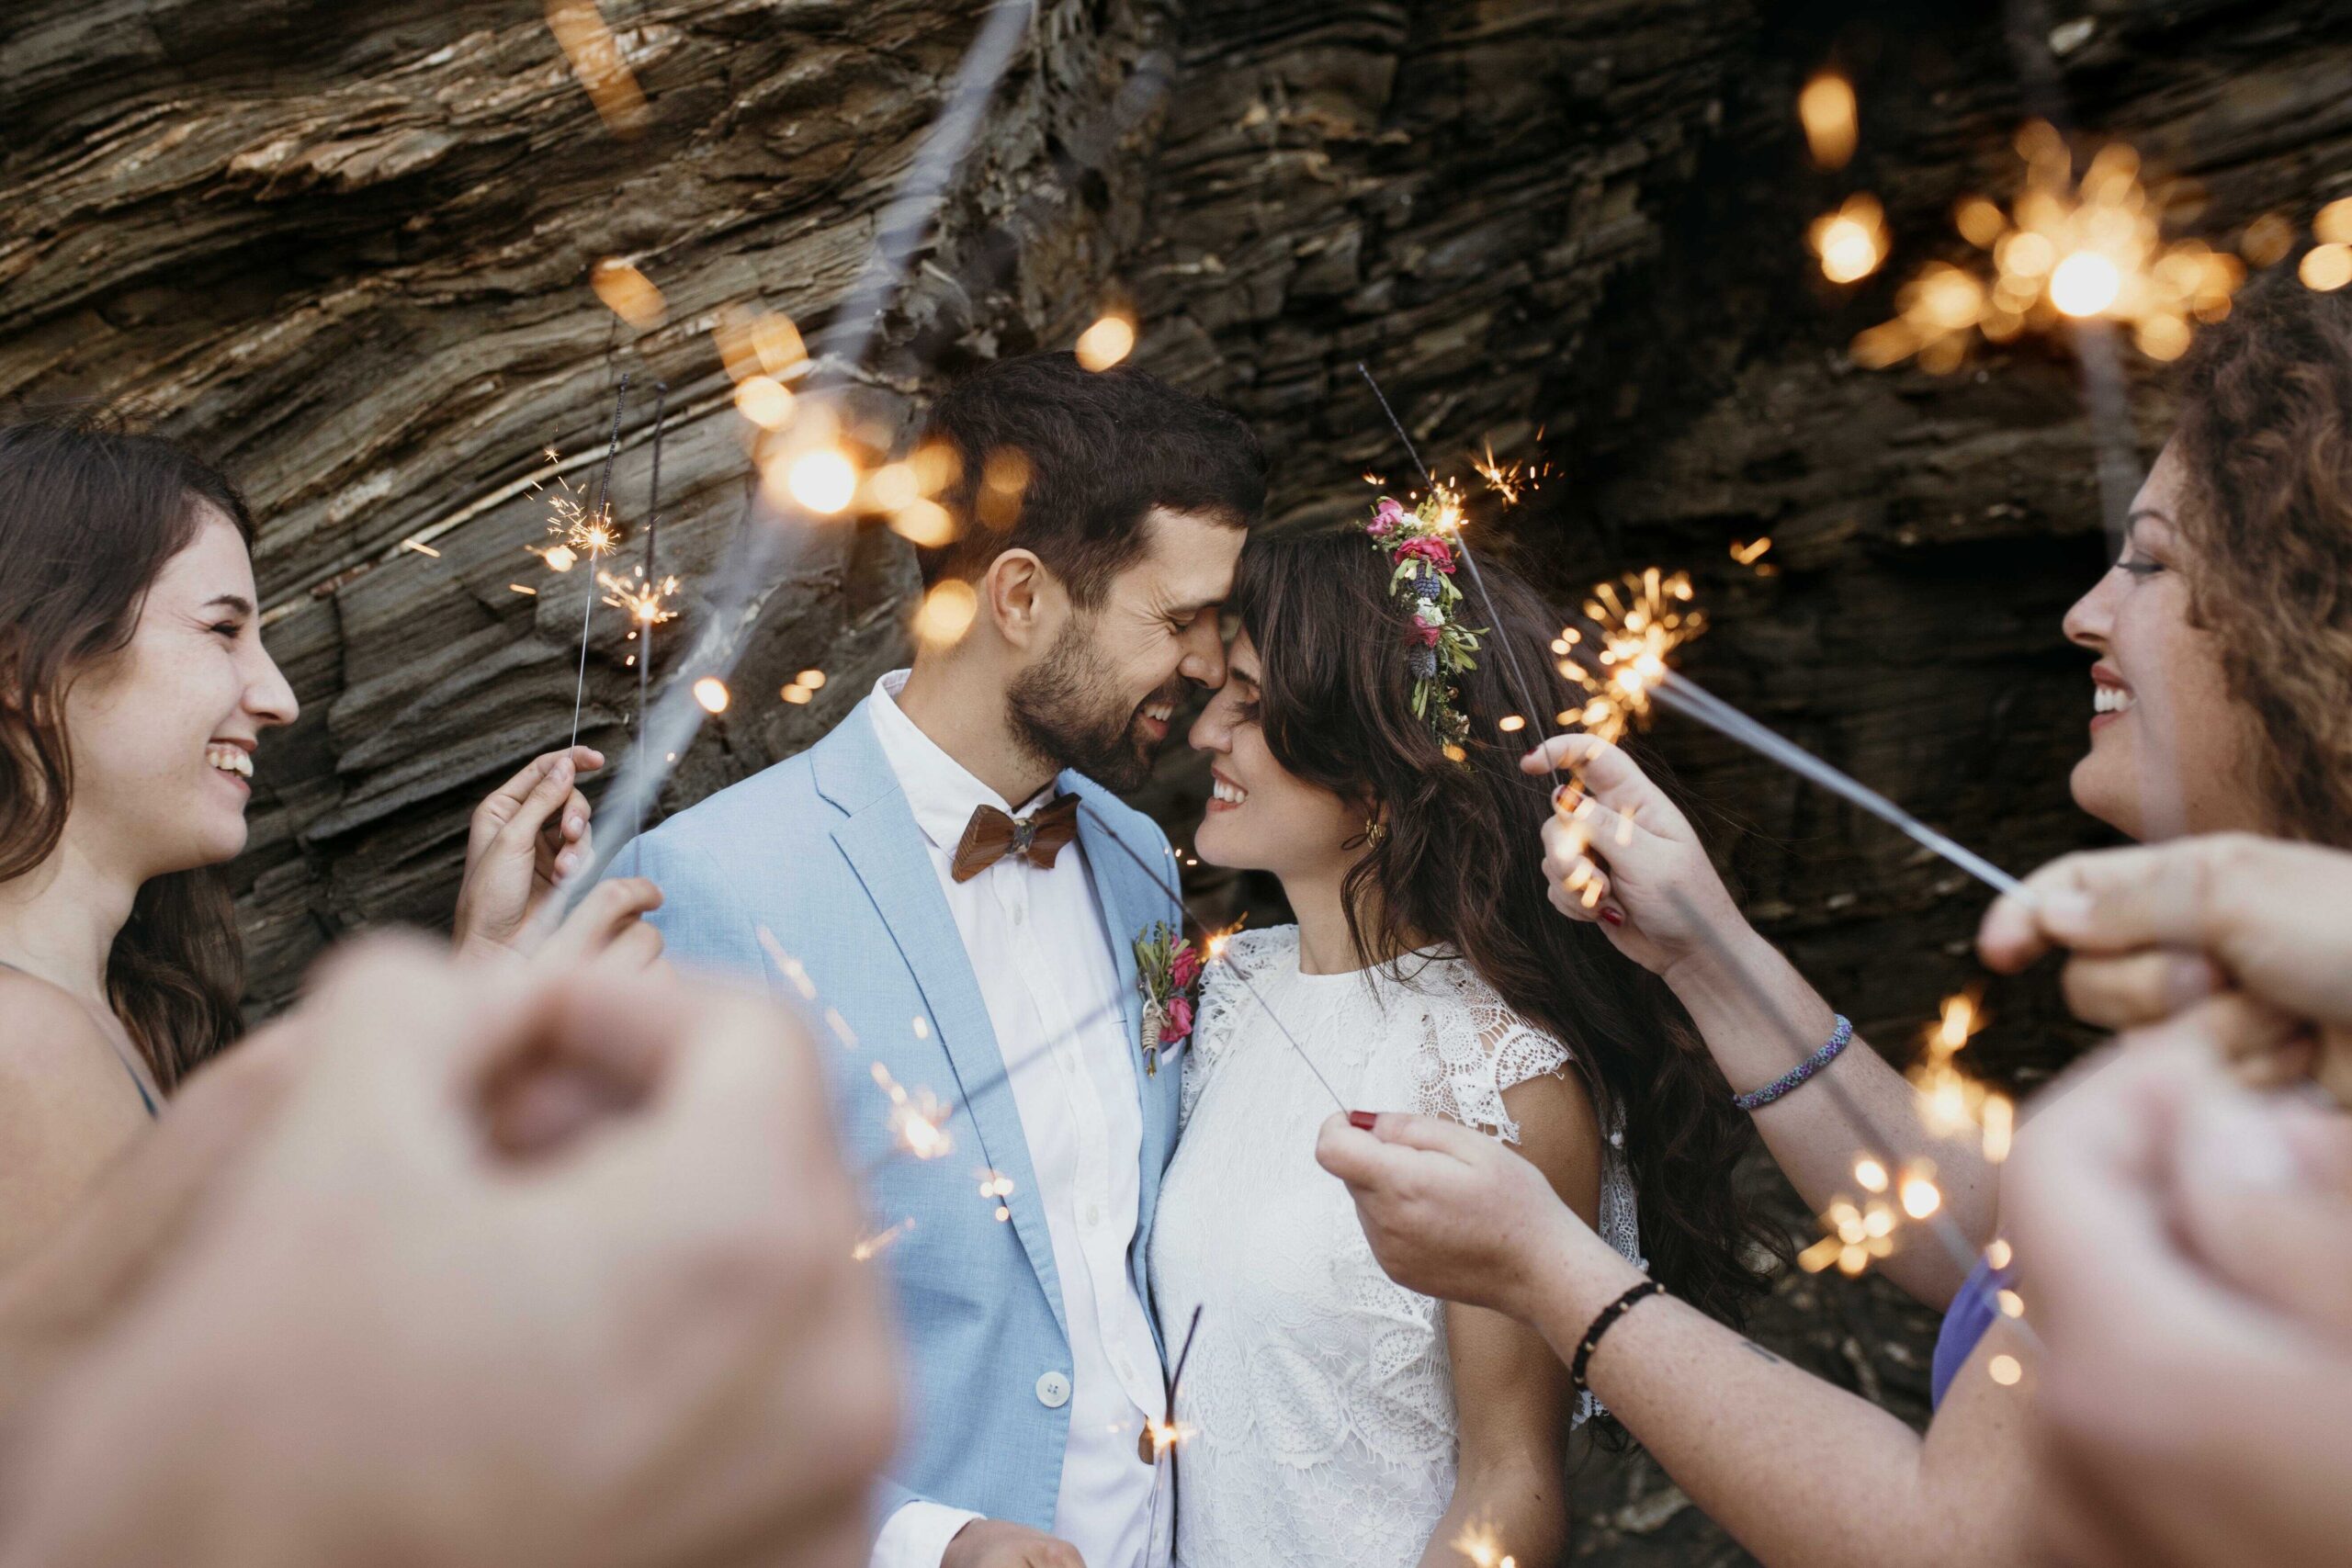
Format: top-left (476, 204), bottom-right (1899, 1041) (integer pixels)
top-left (982, 548), bottom-right (1060, 651)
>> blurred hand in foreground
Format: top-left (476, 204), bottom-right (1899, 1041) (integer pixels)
top-left (2004, 1025), bottom-right (2352, 1568)
top-left (1980, 833), bottom-right (2352, 1102)
top-left (0, 939), bottom-right (896, 1568)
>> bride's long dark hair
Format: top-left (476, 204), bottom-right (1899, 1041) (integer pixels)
top-left (1230, 524), bottom-right (1778, 1326)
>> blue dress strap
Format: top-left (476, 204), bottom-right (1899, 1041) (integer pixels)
top-left (1931, 1255), bottom-right (2013, 1407)
top-left (0, 959), bottom-right (158, 1120)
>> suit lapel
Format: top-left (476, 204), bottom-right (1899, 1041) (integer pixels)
top-left (1066, 777), bottom-right (1182, 1225)
top-left (824, 705), bottom-right (1067, 1337)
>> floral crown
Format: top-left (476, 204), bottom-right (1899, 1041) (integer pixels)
top-left (1364, 491), bottom-right (1482, 750)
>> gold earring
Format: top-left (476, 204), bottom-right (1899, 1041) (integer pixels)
top-left (1363, 818), bottom-right (1387, 848)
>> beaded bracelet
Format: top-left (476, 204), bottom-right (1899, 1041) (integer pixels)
top-left (1569, 1280), bottom-right (1664, 1398)
top-left (1731, 1013), bottom-right (1853, 1111)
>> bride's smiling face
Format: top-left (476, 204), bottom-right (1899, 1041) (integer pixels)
top-left (1188, 630), bottom-right (1368, 879)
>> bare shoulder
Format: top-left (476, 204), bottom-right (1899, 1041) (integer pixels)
top-left (1499, 1063), bottom-right (1606, 1227)
top-left (0, 973), bottom-right (153, 1257)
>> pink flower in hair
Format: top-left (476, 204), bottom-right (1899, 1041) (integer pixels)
top-left (1392, 536), bottom-right (1456, 572)
top-left (1413, 618), bottom-right (1442, 648)
top-left (1159, 995), bottom-right (1194, 1045)
top-left (1368, 498), bottom-right (1407, 536)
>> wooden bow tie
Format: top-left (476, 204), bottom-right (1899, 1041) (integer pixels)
top-left (950, 795), bottom-right (1081, 883)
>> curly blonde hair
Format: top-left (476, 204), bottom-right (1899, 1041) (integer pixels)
top-left (2172, 270), bottom-right (2352, 845)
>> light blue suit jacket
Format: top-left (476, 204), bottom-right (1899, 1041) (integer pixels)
top-left (625, 694), bottom-right (1185, 1534)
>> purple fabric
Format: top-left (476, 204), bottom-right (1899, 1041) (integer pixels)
top-left (1932, 1256), bottom-right (2012, 1408)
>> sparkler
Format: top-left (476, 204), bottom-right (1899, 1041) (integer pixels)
top-left (1453, 1522), bottom-right (1518, 1568)
top-left (871, 1062), bottom-right (954, 1162)
top-left (1851, 123), bottom-right (2245, 373)
top-left (537, 0), bottom-right (1043, 938)
top-left (567, 375), bottom-right (630, 750)
top-left (853, 1217), bottom-right (915, 1263)
top-left (623, 382), bottom-right (670, 854)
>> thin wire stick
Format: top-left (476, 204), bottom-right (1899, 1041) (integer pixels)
top-left (569, 373), bottom-right (630, 750)
top-left (633, 382), bottom-right (670, 860)
top-left (1647, 672), bottom-right (2030, 900)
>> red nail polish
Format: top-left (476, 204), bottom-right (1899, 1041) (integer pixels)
top-left (1600, 907), bottom-right (1624, 927)
top-left (1348, 1111), bottom-right (1378, 1132)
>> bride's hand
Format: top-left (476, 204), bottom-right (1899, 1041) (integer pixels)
top-left (1315, 1111), bottom-right (1639, 1326)
top-left (1518, 734), bottom-right (1747, 977)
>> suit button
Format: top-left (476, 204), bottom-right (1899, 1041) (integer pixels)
top-left (1035, 1371), bottom-right (1071, 1409)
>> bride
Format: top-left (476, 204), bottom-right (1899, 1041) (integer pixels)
top-left (1148, 507), bottom-right (1773, 1565)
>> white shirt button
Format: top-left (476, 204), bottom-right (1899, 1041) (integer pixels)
top-left (1086, 1202), bottom-right (1102, 1227)
top-left (1035, 1371), bottom-right (1072, 1409)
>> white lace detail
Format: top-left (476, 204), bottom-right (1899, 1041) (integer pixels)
top-left (1149, 926), bottom-right (1644, 1568)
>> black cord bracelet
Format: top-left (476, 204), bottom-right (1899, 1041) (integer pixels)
top-left (1568, 1280), bottom-right (1664, 1397)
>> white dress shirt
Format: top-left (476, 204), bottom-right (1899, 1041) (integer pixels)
top-left (866, 671), bottom-right (1169, 1568)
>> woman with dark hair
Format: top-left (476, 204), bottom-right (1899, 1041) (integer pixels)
top-left (1311, 268), bottom-right (2352, 1568)
top-left (1147, 502), bottom-right (1773, 1566)
top-left (0, 415), bottom-right (660, 1267)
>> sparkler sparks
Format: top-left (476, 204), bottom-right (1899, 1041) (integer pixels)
top-left (1453, 1522), bottom-right (1518, 1568)
top-left (1556, 569), bottom-right (1705, 745)
top-left (1852, 122), bottom-right (2244, 371)
top-left (853, 1217), bottom-right (914, 1263)
top-left (599, 569), bottom-right (679, 626)
top-left (1471, 444), bottom-right (1551, 507)
top-left (1810, 194), bottom-right (1890, 284)
top-left (871, 1063), bottom-right (953, 1161)
top-left (1799, 1195), bottom-right (1899, 1276)
top-left (691, 676), bottom-right (729, 715)
top-left (978, 1169), bottom-right (1015, 1221)
top-left (1907, 990), bottom-right (2017, 1163)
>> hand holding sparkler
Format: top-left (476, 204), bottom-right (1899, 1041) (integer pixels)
top-left (453, 746), bottom-right (663, 970)
top-left (1521, 732), bottom-right (1743, 972)
top-left (1980, 834), bottom-right (2352, 1106)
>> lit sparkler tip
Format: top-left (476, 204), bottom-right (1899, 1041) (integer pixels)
top-left (1452, 1524), bottom-right (1513, 1568)
top-left (852, 1217), bottom-right (915, 1262)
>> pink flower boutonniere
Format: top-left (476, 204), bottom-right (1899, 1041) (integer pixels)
top-left (1134, 921), bottom-right (1204, 1078)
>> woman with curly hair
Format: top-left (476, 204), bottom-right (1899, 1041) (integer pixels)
top-left (1315, 267), bottom-right (2352, 1568)
top-left (1148, 509), bottom-right (1775, 1567)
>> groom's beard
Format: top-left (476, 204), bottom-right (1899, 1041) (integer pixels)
top-left (1006, 617), bottom-right (1180, 795)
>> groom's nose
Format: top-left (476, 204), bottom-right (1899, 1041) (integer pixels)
top-left (1175, 615), bottom-right (1227, 689)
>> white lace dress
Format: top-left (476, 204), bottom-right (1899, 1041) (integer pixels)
top-left (1147, 926), bottom-right (1644, 1568)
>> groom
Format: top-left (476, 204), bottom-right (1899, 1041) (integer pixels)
top-left (630, 352), bottom-right (1266, 1568)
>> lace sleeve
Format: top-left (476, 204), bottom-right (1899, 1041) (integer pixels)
top-left (1180, 927), bottom-right (1287, 1134)
top-left (1407, 963), bottom-right (1571, 1145)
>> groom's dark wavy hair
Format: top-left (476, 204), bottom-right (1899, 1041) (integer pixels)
top-left (912, 353), bottom-right (1266, 604)
top-left (1232, 525), bottom-right (1780, 1339)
